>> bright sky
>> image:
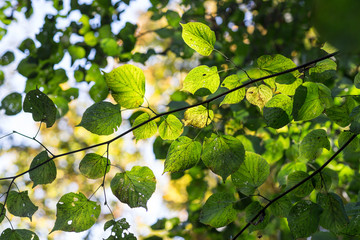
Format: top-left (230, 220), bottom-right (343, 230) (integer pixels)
top-left (0, 0), bottom-right (181, 239)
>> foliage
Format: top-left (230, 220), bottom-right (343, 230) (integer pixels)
top-left (1, 0), bottom-right (360, 239)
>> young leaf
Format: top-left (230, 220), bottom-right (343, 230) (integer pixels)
top-left (180, 22), bottom-right (216, 56)
top-left (300, 129), bottom-right (330, 160)
top-left (245, 201), bottom-right (269, 232)
top-left (77, 101), bottom-right (122, 135)
top-left (51, 192), bottom-right (100, 233)
top-left (0, 229), bottom-right (39, 240)
top-left (317, 192), bottom-right (349, 232)
top-left (263, 94), bottom-right (293, 129)
top-left (132, 112), bottom-right (157, 140)
top-left (220, 74), bottom-right (247, 106)
top-left (104, 218), bottom-right (136, 240)
top-left (182, 65), bottom-right (220, 95)
top-left (79, 153), bottom-right (110, 179)
top-left (293, 82), bottom-right (324, 121)
top-left (104, 64), bottom-right (145, 109)
top-left (1, 92), bottom-right (22, 115)
top-left (246, 84), bottom-right (272, 110)
top-left (111, 166), bottom-right (156, 209)
top-left (202, 134), bottom-right (245, 181)
top-left (164, 136), bottom-right (201, 173)
top-left (6, 191), bottom-right (38, 221)
top-left (199, 192), bottom-right (237, 228)
top-left (231, 152), bottom-right (270, 195)
top-left (286, 171), bottom-right (314, 198)
top-left (269, 195), bottom-right (292, 217)
top-left (29, 151), bottom-right (56, 188)
top-left (287, 200), bottom-right (323, 238)
top-left (23, 89), bottom-right (57, 128)
top-left (183, 105), bottom-right (214, 128)
top-left (159, 114), bottom-right (183, 140)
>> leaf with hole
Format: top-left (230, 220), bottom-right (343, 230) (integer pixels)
top-left (29, 151), bottom-right (56, 188)
top-left (78, 101), bottom-right (122, 135)
top-left (111, 166), bottom-right (156, 209)
top-left (51, 192), bottom-right (100, 233)
top-left (182, 65), bottom-right (219, 96)
top-left (181, 22), bottom-right (216, 56)
top-left (79, 153), bottom-right (110, 179)
top-left (6, 191), bottom-right (38, 221)
top-left (300, 129), bottom-right (330, 160)
top-left (246, 85), bottom-right (273, 110)
top-left (23, 89), bottom-right (57, 128)
top-left (0, 229), bottom-right (39, 240)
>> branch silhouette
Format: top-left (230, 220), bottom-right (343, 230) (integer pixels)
top-left (0, 51), bottom-right (339, 222)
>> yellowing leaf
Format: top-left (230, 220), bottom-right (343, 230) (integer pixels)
top-left (246, 85), bottom-right (273, 110)
top-left (183, 105), bottom-right (214, 128)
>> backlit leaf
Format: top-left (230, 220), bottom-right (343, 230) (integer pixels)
top-left (231, 152), bottom-right (270, 195)
top-left (23, 89), bottom-right (57, 128)
top-left (277, 162), bottom-right (307, 186)
top-left (287, 200), bottom-right (322, 238)
top-left (309, 59), bottom-right (337, 83)
top-left (220, 74), bottom-right (247, 106)
top-left (182, 65), bottom-right (219, 96)
top-left (105, 64), bottom-right (145, 109)
top-left (78, 101), bottom-right (122, 135)
top-left (263, 94), bottom-right (293, 129)
top-left (29, 151), bottom-right (56, 188)
top-left (164, 136), bottom-right (201, 173)
top-left (51, 192), bottom-right (100, 232)
top-left (183, 105), bottom-right (214, 128)
top-left (300, 129), bottom-right (330, 160)
top-left (181, 22), bottom-right (216, 56)
top-left (199, 192), bottom-right (237, 228)
top-left (246, 85), bottom-right (272, 110)
top-left (202, 134), bottom-right (245, 181)
top-left (7, 191), bottom-right (38, 221)
top-left (132, 113), bottom-right (157, 140)
top-left (159, 114), bottom-right (183, 140)
top-left (111, 166), bottom-right (156, 209)
top-left (0, 229), bottom-right (39, 240)
top-left (79, 153), bottom-right (110, 179)
top-left (1, 92), bottom-right (22, 115)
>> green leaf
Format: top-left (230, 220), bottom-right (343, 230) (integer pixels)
top-left (7, 191), bottom-right (38, 221)
top-left (1, 92), bottom-right (22, 115)
top-left (275, 75), bottom-right (302, 96)
top-left (246, 85), bottom-right (273, 110)
top-left (286, 171), bottom-right (314, 197)
top-left (277, 162), bottom-right (307, 186)
top-left (341, 214), bottom-right (360, 236)
top-left (0, 203), bottom-right (5, 224)
top-left (263, 94), bottom-right (293, 129)
top-left (29, 151), bottom-right (56, 188)
top-left (317, 83), bottom-right (333, 108)
top-left (350, 106), bottom-right (360, 134)
top-left (84, 31), bottom-right (98, 46)
top-left (0, 229), bottom-right (39, 240)
top-left (326, 96), bottom-right (357, 127)
top-left (245, 201), bottom-right (269, 232)
top-left (199, 192), bottom-right (237, 228)
top-left (104, 64), bottom-right (145, 109)
top-left (79, 153), bottom-right (110, 179)
top-left (165, 10), bottom-right (181, 27)
top-left (180, 22), bottom-right (216, 56)
top-left (132, 113), bottom-right (157, 140)
top-left (293, 82), bottom-right (324, 121)
top-left (51, 192), bottom-right (100, 233)
top-left (111, 166), bottom-right (156, 209)
top-left (231, 152), bottom-right (270, 195)
top-left (355, 72), bottom-right (360, 89)
top-left (164, 136), bottom-right (201, 173)
top-left (321, 42), bottom-right (338, 54)
top-left (269, 195), bottom-right (292, 217)
top-left (100, 38), bottom-right (121, 56)
top-left (68, 45), bottom-right (86, 60)
top-left (256, 54), bottom-right (298, 75)
top-left (159, 114), bottom-right (183, 140)
top-left (0, 51), bottom-right (15, 66)
top-left (182, 65), bottom-right (220, 96)
top-left (311, 232), bottom-right (338, 240)
top-left (77, 101), bottom-right (122, 135)
top-left (309, 59), bottom-right (337, 83)
top-left (338, 131), bottom-right (359, 152)
top-left (287, 200), bottom-right (322, 239)
top-left (183, 105), bottom-right (214, 128)
top-left (23, 89), bottom-right (57, 128)
top-left (104, 218), bottom-right (136, 240)
top-left (202, 134), bottom-right (245, 181)
top-left (0, 70), bottom-right (4, 86)
top-left (220, 74), bottom-right (247, 106)
top-left (300, 129), bottom-right (330, 160)
top-left (317, 192), bottom-right (349, 232)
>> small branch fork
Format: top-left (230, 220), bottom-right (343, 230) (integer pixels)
top-left (232, 133), bottom-right (357, 240)
top-left (0, 52), bottom-right (339, 228)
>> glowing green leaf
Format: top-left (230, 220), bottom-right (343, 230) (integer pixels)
top-left (263, 94), bottom-right (293, 129)
top-left (220, 74), bottom-right (246, 106)
top-left (132, 113), bottom-right (157, 140)
top-left (159, 114), bottom-right (183, 140)
top-left (182, 65), bottom-right (219, 95)
top-left (246, 85), bottom-right (273, 110)
top-left (181, 22), bottom-right (216, 56)
top-left (183, 105), bottom-right (214, 128)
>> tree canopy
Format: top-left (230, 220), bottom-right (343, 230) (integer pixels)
top-left (1, 0), bottom-right (360, 239)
